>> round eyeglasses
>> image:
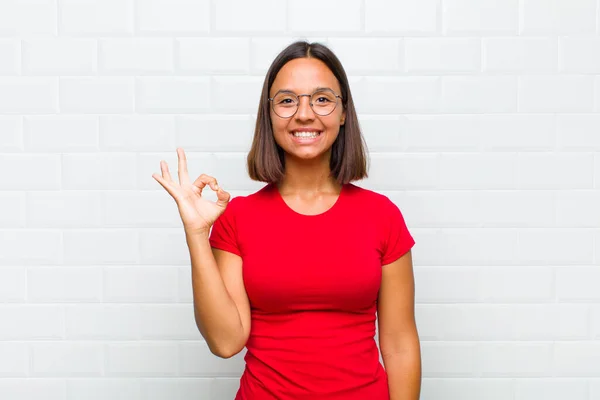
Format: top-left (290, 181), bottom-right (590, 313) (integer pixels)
top-left (268, 88), bottom-right (342, 118)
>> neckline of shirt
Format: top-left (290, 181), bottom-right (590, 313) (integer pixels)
top-left (271, 183), bottom-right (348, 218)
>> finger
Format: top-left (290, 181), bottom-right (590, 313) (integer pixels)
top-left (177, 148), bottom-right (191, 185)
top-left (215, 187), bottom-right (231, 208)
top-left (160, 160), bottom-right (174, 182)
top-left (192, 174), bottom-right (219, 192)
top-left (152, 173), bottom-right (179, 200)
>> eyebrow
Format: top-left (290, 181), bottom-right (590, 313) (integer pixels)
top-left (276, 87), bottom-right (335, 94)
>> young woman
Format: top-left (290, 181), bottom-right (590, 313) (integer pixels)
top-left (152, 41), bottom-right (421, 400)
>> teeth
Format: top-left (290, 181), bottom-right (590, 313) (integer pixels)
top-left (293, 131), bottom-right (320, 138)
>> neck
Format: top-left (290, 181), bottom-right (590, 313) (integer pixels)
top-left (277, 152), bottom-right (341, 194)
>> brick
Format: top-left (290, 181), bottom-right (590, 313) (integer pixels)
top-left (214, 0), bottom-right (285, 33)
top-left (0, 154), bottom-right (60, 191)
top-left (66, 305), bottom-right (140, 340)
top-left (99, 38), bottom-right (173, 74)
top-left (442, 76), bottom-right (517, 113)
top-left (0, 77), bottom-right (57, 113)
top-left (67, 379), bottom-right (141, 400)
top-left (136, 77), bottom-right (210, 113)
top-left (100, 115), bottom-right (174, 151)
top-left (0, 116), bottom-right (22, 151)
top-left (104, 266), bottom-right (179, 303)
top-left (139, 229), bottom-right (191, 265)
top-left (141, 378), bottom-right (212, 400)
top-left (553, 342), bottom-right (600, 376)
top-left (439, 153), bottom-right (516, 189)
top-left (556, 191), bottom-right (600, 227)
top-left (211, 76), bottom-right (263, 113)
top-left (0, 0), bottom-right (56, 36)
top-left (139, 304), bottom-right (199, 340)
top-left (516, 379), bottom-right (588, 400)
top-left (22, 39), bottom-right (96, 75)
top-left (175, 115), bottom-right (253, 152)
top-left (0, 193), bottom-right (25, 228)
top-left (60, 0), bottom-right (133, 35)
top-left (60, 78), bottom-right (134, 113)
top-left (519, 76), bottom-right (595, 112)
top-left (443, 0), bottom-right (518, 34)
top-left (136, 0), bottom-right (209, 35)
top-left (28, 267), bottom-right (103, 302)
top-left (0, 39), bottom-right (20, 74)
top-left (479, 267), bottom-right (554, 302)
top-left (361, 77), bottom-right (439, 113)
top-left (480, 115), bottom-right (555, 151)
top-left (558, 115), bottom-right (600, 150)
top-left (137, 152), bottom-right (218, 191)
top-left (360, 116), bottom-right (403, 152)
top-left (107, 343), bottom-right (178, 377)
top-left (513, 305), bottom-right (590, 340)
top-left (62, 153), bottom-right (136, 190)
top-left (27, 191), bottom-right (103, 228)
top-left (365, 153), bottom-right (438, 190)
top-left (289, 0), bottom-right (361, 34)
top-left (415, 267), bottom-right (479, 303)
top-left (0, 230), bottom-right (62, 266)
top-left (477, 343), bottom-right (552, 377)
top-left (63, 230), bottom-right (138, 265)
top-left (103, 191), bottom-right (179, 228)
top-left (520, 0), bottom-right (597, 34)
top-left (516, 153), bottom-right (594, 189)
top-left (479, 190), bottom-right (555, 228)
top-left (0, 342), bottom-right (28, 376)
top-left (365, 0), bottom-right (438, 34)
top-left (24, 116), bottom-right (99, 152)
top-left (557, 267), bottom-right (600, 301)
top-left (179, 342), bottom-right (245, 376)
top-left (421, 342), bottom-right (477, 377)
top-left (421, 378), bottom-right (514, 400)
top-left (484, 38), bottom-right (557, 72)
top-left (405, 38), bottom-right (480, 73)
top-left (401, 191), bottom-right (480, 227)
top-left (0, 379), bottom-right (66, 400)
top-left (560, 37), bottom-right (600, 73)
top-left (250, 38), bottom-right (300, 74)
top-left (31, 342), bottom-right (104, 377)
top-left (327, 38), bottom-right (402, 73)
top-left (0, 267), bottom-right (26, 302)
top-left (437, 228), bottom-right (518, 266)
top-left (0, 306), bottom-right (64, 340)
top-left (177, 38), bottom-right (250, 74)
top-left (518, 230), bottom-right (594, 266)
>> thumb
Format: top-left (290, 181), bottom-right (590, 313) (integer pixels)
top-left (215, 187), bottom-right (231, 208)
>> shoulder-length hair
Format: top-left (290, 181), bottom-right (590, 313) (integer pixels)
top-left (247, 40), bottom-right (368, 185)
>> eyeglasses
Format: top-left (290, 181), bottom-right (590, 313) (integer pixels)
top-left (268, 88), bottom-right (342, 119)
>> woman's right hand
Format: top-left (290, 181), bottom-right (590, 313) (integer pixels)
top-left (152, 148), bottom-right (231, 236)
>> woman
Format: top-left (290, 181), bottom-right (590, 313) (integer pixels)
top-left (152, 41), bottom-right (421, 400)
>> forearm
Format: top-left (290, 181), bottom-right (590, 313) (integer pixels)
top-left (382, 341), bottom-right (422, 400)
top-left (186, 231), bottom-right (244, 358)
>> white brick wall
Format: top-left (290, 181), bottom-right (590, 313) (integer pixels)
top-left (0, 0), bottom-right (599, 399)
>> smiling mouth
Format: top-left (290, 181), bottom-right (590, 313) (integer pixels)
top-left (290, 131), bottom-right (322, 139)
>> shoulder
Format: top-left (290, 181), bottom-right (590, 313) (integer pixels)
top-left (225, 183), bottom-right (273, 213)
top-left (345, 183), bottom-right (399, 213)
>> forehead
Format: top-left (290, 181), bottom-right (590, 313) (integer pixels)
top-left (270, 58), bottom-right (341, 95)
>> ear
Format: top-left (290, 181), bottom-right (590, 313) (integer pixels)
top-left (340, 109), bottom-right (346, 126)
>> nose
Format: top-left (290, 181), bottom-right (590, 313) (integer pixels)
top-left (295, 94), bottom-right (315, 121)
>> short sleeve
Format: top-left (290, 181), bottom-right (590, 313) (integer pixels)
top-left (380, 198), bottom-right (415, 266)
top-left (209, 197), bottom-right (242, 257)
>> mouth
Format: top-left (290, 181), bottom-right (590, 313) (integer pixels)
top-left (289, 131), bottom-right (322, 142)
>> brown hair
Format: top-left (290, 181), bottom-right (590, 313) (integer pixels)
top-left (246, 40), bottom-right (368, 185)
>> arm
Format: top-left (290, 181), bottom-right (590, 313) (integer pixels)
top-left (378, 250), bottom-right (421, 400)
top-left (186, 231), bottom-right (251, 359)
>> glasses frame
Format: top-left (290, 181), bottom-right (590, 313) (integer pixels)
top-left (268, 88), bottom-right (343, 119)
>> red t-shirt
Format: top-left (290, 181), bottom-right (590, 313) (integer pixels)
top-left (209, 182), bottom-right (415, 400)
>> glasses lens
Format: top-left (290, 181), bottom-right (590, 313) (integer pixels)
top-left (310, 90), bottom-right (337, 116)
top-left (272, 92), bottom-right (298, 118)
